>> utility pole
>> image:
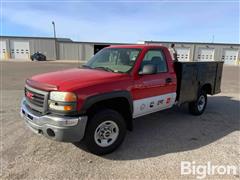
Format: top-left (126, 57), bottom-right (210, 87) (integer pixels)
top-left (52, 21), bottom-right (58, 60)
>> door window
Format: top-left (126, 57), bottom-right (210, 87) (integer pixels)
top-left (141, 49), bottom-right (168, 73)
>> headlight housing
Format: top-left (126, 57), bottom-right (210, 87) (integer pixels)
top-left (49, 91), bottom-right (77, 114)
top-left (50, 92), bottom-right (77, 102)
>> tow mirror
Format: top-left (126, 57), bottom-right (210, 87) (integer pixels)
top-left (139, 64), bottom-right (157, 75)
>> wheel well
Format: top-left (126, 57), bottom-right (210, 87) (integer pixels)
top-left (86, 97), bottom-right (133, 131)
top-left (201, 84), bottom-right (212, 94)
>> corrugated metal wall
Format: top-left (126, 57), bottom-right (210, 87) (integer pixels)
top-left (1, 37), bottom-right (95, 61)
top-left (1, 38), bottom-right (56, 60)
top-left (1, 36), bottom-right (239, 64)
top-left (30, 39), bottom-right (56, 60)
top-left (59, 42), bottom-right (94, 61)
top-left (59, 43), bottom-right (79, 60)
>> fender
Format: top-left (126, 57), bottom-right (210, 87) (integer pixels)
top-left (80, 90), bottom-right (133, 115)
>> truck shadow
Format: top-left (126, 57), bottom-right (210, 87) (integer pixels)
top-left (102, 95), bottom-right (239, 160)
top-left (74, 96), bottom-right (239, 160)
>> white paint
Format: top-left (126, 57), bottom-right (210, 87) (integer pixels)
top-left (176, 48), bottom-right (190, 61)
top-left (197, 48), bottom-right (215, 61)
top-left (133, 92), bottom-right (176, 118)
top-left (222, 49), bottom-right (239, 65)
top-left (10, 41), bottom-right (30, 59)
top-left (0, 40), bottom-right (7, 60)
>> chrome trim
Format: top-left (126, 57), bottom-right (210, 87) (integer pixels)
top-left (25, 84), bottom-right (48, 96)
top-left (21, 98), bottom-right (83, 127)
top-left (25, 84), bottom-right (49, 114)
top-left (20, 98), bottom-right (88, 142)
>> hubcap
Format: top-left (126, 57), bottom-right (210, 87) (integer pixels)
top-left (197, 95), bottom-right (205, 111)
top-left (94, 121), bottom-right (119, 147)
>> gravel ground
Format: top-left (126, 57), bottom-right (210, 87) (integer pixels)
top-left (1, 61), bottom-right (239, 179)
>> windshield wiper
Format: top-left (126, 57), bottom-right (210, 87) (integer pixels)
top-left (94, 66), bottom-right (114, 72)
top-left (82, 65), bottom-right (92, 69)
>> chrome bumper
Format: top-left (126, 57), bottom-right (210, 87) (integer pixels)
top-left (20, 98), bottom-right (88, 142)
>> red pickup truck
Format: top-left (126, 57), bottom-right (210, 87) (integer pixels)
top-left (21, 45), bottom-right (223, 155)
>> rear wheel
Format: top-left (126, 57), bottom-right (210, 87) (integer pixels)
top-left (189, 90), bottom-right (207, 115)
top-left (83, 109), bottom-right (126, 155)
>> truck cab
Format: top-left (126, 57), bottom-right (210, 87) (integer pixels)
top-left (20, 45), bottom-right (223, 155)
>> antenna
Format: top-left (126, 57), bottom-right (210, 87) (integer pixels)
top-left (212, 35), bottom-right (215, 43)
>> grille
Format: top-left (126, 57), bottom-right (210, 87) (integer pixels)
top-left (25, 85), bottom-right (49, 114)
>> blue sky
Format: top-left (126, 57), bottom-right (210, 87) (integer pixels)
top-left (1, 1), bottom-right (239, 43)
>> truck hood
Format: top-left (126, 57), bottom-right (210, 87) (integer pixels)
top-left (29, 68), bottom-right (128, 91)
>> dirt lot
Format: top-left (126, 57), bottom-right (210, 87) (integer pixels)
top-left (1, 61), bottom-right (239, 179)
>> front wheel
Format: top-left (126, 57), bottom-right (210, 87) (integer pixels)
top-left (83, 109), bottom-right (126, 155)
top-left (189, 90), bottom-right (207, 115)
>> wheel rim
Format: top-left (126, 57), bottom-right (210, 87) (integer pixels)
top-left (197, 95), bottom-right (205, 111)
top-left (94, 120), bottom-right (119, 147)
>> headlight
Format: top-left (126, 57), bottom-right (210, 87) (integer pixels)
top-left (49, 92), bottom-right (77, 102)
top-left (49, 92), bottom-right (77, 113)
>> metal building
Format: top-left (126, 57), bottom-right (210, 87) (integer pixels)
top-left (0, 36), bottom-right (239, 65)
top-left (0, 36), bottom-right (59, 60)
top-left (144, 41), bottom-right (240, 65)
top-left (0, 36), bottom-right (129, 62)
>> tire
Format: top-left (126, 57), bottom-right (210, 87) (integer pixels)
top-left (189, 90), bottom-right (207, 115)
top-left (83, 109), bottom-right (126, 155)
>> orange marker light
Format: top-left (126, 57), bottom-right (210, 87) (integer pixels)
top-left (64, 105), bottom-right (73, 111)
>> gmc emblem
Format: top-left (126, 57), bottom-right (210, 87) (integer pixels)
top-left (26, 91), bottom-right (34, 99)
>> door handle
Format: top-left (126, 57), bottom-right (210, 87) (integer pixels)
top-left (165, 78), bottom-right (172, 84)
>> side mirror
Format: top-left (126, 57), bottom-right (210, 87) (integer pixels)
top-left (139, 64), bottom-right (157, 75)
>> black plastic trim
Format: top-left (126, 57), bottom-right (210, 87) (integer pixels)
top-left (80, 90), bottom-right (133, 114)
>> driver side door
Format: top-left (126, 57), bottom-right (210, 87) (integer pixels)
top-left (132, 49), bottom-right (176, 118)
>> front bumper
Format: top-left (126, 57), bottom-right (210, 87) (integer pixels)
top-left (20, 98), bottom-right (88, 142)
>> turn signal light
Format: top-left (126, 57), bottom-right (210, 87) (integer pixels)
top-left (64, 105), bottom-right (73, 111)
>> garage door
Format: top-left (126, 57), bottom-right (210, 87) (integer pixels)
top-left (197, 48), bottom-right (215, 61)
top-left (176, 48), bottom-right (190, 61)
top-left (222, 50), bottom-right (239, 65)
top-left (10, 41), bottom-right (30, 59)
top-left (0, 40), bottom-right (7, 60)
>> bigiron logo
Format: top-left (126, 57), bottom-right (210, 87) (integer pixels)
top-left (181, 161), bottom-right (240, 179)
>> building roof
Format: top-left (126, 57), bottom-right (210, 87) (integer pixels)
top-left (0, 35), bottom-right (239, 46)
top-left (0, 35), bottom-right (72, 42)
top-left (144, 40), bottom-right (240, 46)
top-left (108, 44), bottom-right (166, 49)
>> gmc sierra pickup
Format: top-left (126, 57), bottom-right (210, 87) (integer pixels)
top-left (20, 45), bottom-right (223, 155)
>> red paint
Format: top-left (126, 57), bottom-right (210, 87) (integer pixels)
top-left (28, 45), bottom-right (177, 111)
top-left (26, 79), bottom-right (58, 91)
top-left (166, 97), bottom-right (171, 104)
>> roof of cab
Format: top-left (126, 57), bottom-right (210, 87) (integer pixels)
top-left (107, 44), bottom-right (165, 49)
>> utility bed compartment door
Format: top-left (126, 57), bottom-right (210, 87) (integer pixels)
top-left (175, 61), bottom-right (223, 105)
top-left (175, 63), bottom-right (198, 103)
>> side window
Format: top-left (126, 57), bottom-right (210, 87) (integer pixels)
top-left (141, 49), bottom-right (168, 73)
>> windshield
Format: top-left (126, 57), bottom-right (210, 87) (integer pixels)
top-left (85, 48), bottom-right (141, 73)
